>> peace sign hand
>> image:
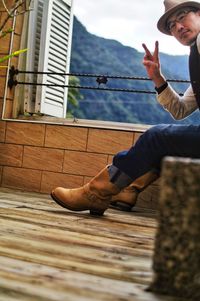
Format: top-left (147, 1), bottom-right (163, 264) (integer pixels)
top-left (142, 41), bottom-right (166, 87)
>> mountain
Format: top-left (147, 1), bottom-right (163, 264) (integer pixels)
top-left (69, 17), bottom-right (200, 125)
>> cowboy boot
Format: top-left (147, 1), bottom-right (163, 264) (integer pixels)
top-left (51, 166), bottom-right (121, 216)
top-left (110, 171), bottom-right (159, 211)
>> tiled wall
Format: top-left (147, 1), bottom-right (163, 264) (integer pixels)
top-left (0, 120), bottom-right (143, 193)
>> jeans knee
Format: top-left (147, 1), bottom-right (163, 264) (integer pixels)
top-left (143, 124), bottom-right (169, 140)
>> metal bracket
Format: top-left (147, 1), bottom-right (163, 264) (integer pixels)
top-left (96, 76), bottom-right (108, 86)
top-left (8, 65), bottom-right (18, 89)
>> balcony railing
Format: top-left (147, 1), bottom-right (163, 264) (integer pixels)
top-left (8, 66), bottom-right (189, 96)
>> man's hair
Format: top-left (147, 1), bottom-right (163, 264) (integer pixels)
top-left (184, 6), bottom-right (199, 12)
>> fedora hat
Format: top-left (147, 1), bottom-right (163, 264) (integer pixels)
top-left (157, 0), bottom-right (200, 35)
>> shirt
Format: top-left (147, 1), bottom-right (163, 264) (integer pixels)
top-left (156, 33), bottom-right (200, 120)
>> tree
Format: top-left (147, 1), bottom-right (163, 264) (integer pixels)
top-left (66, 76), bottom-right (83, 118)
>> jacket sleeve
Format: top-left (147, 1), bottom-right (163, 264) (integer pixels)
top-left (156, 83), bottom-right (198, 120)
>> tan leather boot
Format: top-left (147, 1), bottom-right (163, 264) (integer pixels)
top-left (51, 166), bottom-right (120, 216)
top-left (110, 171), bottom-right (158, 211)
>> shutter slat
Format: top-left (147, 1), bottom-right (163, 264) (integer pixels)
top-left (49, 53), bottom-right (67, 67)
top-left (46, 88), bottom-right (64, 99)
top-left (48, 61), bottom-right (66, 73)
top-left (51, 20), bottom-right (69, 38)
top-left (50, 29), bottom-right (69, 47)
top-left (45, 92), bottom-right (64, 104)
top-left (49, 48), bottom-right (66, 61)
top-left (52, 12), bottom-right (70, 29)
top-left (49, 40), bottom-right (68, 56)
top-left (47, 75), bottom-right (65, 85)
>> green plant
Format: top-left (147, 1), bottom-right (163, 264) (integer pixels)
top-left (0, 0), bottom-right (31, 66)
top-left (0, 48), bottom-right (28, 63)
top-left (66, 76), bottom-right (84, 118)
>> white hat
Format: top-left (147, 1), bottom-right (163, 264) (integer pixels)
top-left (157, 0), bottom-right (200, 35)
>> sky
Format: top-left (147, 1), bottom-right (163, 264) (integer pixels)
top-left (73, 0), bottom-right (190, 56)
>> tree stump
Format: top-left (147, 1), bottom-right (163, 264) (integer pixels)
top-left (150, 156), bottom-right (200, 300)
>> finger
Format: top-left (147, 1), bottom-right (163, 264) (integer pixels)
top-left (143, 60), bottom-right (154, 67)
top-left (142, 43), bottom-right (152, 58)
top-left (154, 41), bottom-right (159, 60)
top-left (143, 54), bottom-right (150, 60)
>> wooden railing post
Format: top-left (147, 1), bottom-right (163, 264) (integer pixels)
top-left (150, 156), bottom-right (200, 300)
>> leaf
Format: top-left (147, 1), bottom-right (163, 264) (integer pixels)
top-left (0, 48), bottom-right (28, 63)
top-left (0, 28), bottom-right (14, 39)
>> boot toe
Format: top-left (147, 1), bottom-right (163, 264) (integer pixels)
top-left (51, 187), bottom-right (71, 210)
top-left (51, 186), bottom-right (92, 212)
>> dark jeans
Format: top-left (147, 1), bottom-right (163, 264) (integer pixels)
top-left (109, 124), bottom-right (200, 188)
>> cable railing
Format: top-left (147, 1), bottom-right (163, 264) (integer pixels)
top-left (8, 65), bottom-right (190, 96)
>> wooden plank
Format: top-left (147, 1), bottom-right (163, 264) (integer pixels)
top-left (0, 218), bottom-right (153, 283)
top-left (0, 188), bottom-right (184, 301)
top-left (0, 256), bottom-right (181, 301)
top-left (0, 210), bottom-right (155, 255)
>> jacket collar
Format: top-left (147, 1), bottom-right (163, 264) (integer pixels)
top-left (197, 32), bottom-right (200, 54)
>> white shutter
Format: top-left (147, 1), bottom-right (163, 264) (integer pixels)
top-left (25, 0), bottom-right (74, 117)
top-left (24, 0), bottom-right (45, 113)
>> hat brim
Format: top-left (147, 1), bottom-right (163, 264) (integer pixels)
top-left (157, 1), bottom-right (200, 35)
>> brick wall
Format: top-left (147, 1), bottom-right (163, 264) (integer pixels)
top-left (0, 120), bottom-right (143, 193)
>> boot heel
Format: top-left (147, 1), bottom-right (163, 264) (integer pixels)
top-left (90, 209), bottom-right (105, 216)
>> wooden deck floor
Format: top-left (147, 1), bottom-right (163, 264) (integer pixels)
top-left (0, 188), bottom-right (185, 301)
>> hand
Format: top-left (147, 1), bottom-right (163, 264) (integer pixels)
top-left (142, 41), bottom-right (166, 87)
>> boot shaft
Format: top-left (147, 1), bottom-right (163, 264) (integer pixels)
top-left (110, 171), bottom-right (159, 211)
top-left (89, 166), bottom-right (121, 197)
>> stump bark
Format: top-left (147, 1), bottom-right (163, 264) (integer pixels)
top-left (150, 156), bottom-right (200, 300)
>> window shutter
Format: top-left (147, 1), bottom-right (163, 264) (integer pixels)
top-left (24, 0), bottom-right (45, 113)
top-left (25, 0), bottom-right (74, 117)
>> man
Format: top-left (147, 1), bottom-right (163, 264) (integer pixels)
top-left (51, 0), bottom-right (200, 215)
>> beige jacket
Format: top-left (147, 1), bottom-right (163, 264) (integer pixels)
top-left (157, 33), bottom-right (200, 120)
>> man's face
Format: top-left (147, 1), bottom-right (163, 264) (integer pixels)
top-left (166, 8), bottom-right (200, 46)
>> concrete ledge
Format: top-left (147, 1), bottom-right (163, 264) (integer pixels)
top-left (4, 116), bottom-right (151, 132)
top-left (150, 156), bottom-right (200, 300)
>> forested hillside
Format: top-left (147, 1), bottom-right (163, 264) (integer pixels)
top-left (69, 17), bottom-right (200, 125)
